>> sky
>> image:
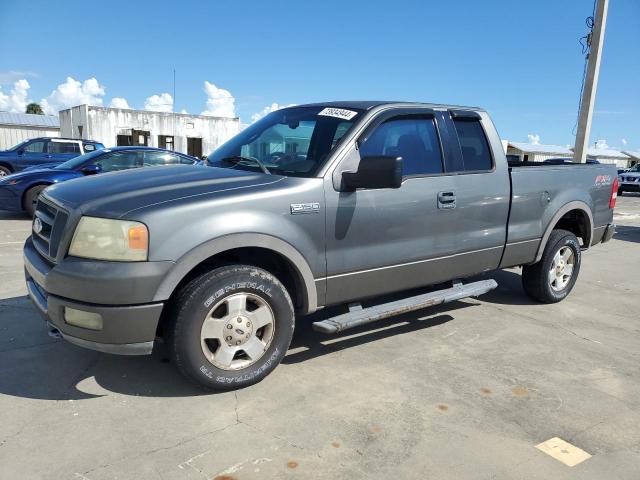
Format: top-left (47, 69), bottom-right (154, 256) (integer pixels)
top-left (0, 0), bottom-right (638, 150)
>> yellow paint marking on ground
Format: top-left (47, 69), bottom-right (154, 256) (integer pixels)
top-left (535, 437), bottom-right (592, 467)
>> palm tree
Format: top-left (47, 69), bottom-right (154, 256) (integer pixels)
top-left (26, 103), bottom-right (44, 115)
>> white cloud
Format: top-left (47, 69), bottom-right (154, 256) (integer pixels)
top-left (40, 77), bottom-right (105, 114)
top-left (0, 70), bottom-right (37, 84)
top-left (201, 81), bottom-right (235, 118)
top-left (251, 102), bottom-right (296, 123)
top-left (621, 138), bottom-right (628, 146)
top-left (0, 79), bottom-right (31, 113)
top-left (527, 133), bottom-right (540, 145)
top-left (109, 97), bottom-right (130, 109)
top-left (143, 93), bottom-right (173, 112)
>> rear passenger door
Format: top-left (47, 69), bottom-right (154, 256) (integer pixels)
top-left (433, 109), bottom-right (510, 273)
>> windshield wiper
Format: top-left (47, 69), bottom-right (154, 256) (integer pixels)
top-left (219, 156), bottom-right (270, 174)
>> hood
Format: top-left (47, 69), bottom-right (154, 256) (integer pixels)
top-left (44, 165), bottom-right (283, 217)
top-left (22, 163), bottom-right (62, 172)
top-left (0, 167), bottom-right (76, 184)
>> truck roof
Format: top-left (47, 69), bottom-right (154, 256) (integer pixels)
top-left (296, 101), bottom-right (484, 112)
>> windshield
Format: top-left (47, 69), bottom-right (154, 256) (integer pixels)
top-left (208, 106), bottom-right (363, 177)
top-left (55, 149), bottom-right (107, 169)
top-left (628, 164), bottom-right (640, 172)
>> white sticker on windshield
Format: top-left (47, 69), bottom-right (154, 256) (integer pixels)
top-left (318, 107), bottom-right (358, 120)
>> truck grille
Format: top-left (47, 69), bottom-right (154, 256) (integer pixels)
top-left (32, 197), bottom-right (69, 263)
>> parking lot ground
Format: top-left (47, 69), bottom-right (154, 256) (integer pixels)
top-left (1, 196), bottom-right (639, 480)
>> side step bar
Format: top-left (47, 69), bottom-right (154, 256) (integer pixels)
top-left (312, 279), bottom-right (497, 334)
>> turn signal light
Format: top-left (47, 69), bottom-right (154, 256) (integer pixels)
top-left (128, 225), bottom-right (148, 250)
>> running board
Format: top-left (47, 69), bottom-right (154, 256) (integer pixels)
top-left (312, 279), bottom-right (497, 334)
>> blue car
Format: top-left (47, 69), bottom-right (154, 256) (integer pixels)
top-left (0, 137), bottom-right (105, 177)
top-left (0, 146), bottom-right (200, 216)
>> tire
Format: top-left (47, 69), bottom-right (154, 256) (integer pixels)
top-left (24, 185), bottom-right (47, 217)
top-left (0, 166), bottom-right (11, 177)
top-left (522, 229), bottom-right (581, 303)
top-left (168, 265), bottom-right (295, 391)
top-left (618, 188), bottom-right (624, 196)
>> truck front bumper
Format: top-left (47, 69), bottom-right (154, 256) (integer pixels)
top-left (23, 237), bottom-right (172, 355)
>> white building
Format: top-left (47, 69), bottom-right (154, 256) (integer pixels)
top-left (0, 112), bottom-right (60, 149)
top-left (584, 146), bottom-right (631, 169)
top-left (506, 142), bottom-right (573, 163)
top-left (59, 105), bottom-right (240, 158)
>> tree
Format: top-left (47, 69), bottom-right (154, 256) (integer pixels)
top-left (26, 103), bottom-right (44, 115)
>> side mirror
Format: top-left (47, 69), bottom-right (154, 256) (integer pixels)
top-left (341, 156), bottom-right (403, 191)
top-left (81, 164), bottom-right (102, 175)
top-left (17, 149), bottom-right (24, 156)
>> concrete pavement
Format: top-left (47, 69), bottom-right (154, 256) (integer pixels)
top-left (1, 196), bottom-right (639, 479)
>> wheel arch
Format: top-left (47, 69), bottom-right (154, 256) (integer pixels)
top-left (0, 161), bottom-right (14, 173)
top-left (534, 201), bottom-right (593, 263)
top-left (154, 233), bottom-right (318, 315)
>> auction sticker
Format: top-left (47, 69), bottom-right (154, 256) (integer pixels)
top-left (318, 107), bottom-right (358, 120)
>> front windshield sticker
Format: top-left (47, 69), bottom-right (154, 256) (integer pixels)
top-left (318, 107), bottom-right (358, 120)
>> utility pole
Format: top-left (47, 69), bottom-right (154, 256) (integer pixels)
top-left (574, 0), bottom-right (609, 163)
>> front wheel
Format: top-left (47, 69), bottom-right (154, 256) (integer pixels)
top-left (618, 188), bottom-right (624, 197)
top-left (24, 185), bottom-right (47, 217)
top-left (522, 229), bottom-right (581, 303)
top-left (168, 265), bottom-right (295, 390)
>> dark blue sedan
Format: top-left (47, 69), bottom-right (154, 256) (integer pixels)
top-left (0, 146), bottom-right (200, 216)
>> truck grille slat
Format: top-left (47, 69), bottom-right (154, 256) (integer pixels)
top-left (33, 197), bottom-right (69, 263)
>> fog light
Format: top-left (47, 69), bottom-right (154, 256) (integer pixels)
top-left (64, 307), bottom-right (103, 331)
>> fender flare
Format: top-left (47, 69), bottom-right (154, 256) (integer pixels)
top-left (534, 201), bottom-right (593, 263)
top-left (153, 233), bottom-right (318, 314)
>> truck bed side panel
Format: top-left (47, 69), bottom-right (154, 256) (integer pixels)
top-left (501, 164), bottom-right (615, 267)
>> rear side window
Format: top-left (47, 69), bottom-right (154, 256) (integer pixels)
top-left (49, 142), bottom-right (81, 154)
top-left (452, 119), bottom-right (492, 171)
top-left (143, 151), bottom-right (191, 166)
top-left (360, 117), bottom-right (443, 176)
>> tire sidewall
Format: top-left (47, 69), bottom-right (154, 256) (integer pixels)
top-left (542, 233), bottom-right (581, 301)
top-left (173, 267), bottom-right (294, 390)
top-left (25, 185), bottom-right (46, 217)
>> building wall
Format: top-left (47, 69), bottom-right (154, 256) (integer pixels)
top-left (0, 125), bottom-right (60, 149)
top-left (60, 105), bottom-right (239, 157)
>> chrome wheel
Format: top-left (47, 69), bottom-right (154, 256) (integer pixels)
top-left (548, 246), bottom-right (575, 291)
top-left (200, 292), bottom-right (275, 371)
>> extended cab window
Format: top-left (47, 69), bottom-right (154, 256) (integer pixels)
top-left (360, 117), bottom-right (443, 176)
top-left (452, 119), bottom-right (492, 172)
top-left (49, 142), bottom-right (81, 154)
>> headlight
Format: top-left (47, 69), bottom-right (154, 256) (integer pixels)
top-left (69, 216), bottom-right (148, 261)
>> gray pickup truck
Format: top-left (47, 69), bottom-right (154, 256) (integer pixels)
top-left (23, 101), bottom-right (617, 390)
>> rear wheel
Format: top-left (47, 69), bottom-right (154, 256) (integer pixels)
top-left (168, 265), bottom-right (294, 390)
top-left (522, 229), bottom-right (581, 303)
top-left (0, 166), bottom-right (11, 177)
top-left (23, 185), bottom-right (47, 217)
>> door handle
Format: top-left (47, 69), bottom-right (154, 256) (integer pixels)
top-left (437, 191), bottom-right (456, 209)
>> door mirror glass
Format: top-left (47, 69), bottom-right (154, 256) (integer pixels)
top-left (81, 164), bottom-right (102, 175)
top-left (341, 156), bottom-right (403, 191)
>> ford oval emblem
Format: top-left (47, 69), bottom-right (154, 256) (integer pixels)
top-left (33, 217), bottom-right (43, 234)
